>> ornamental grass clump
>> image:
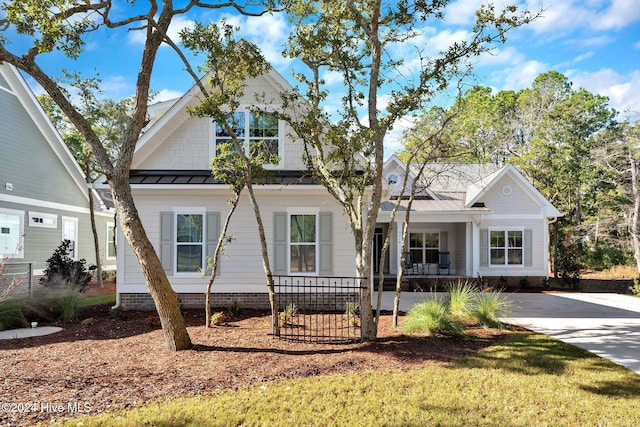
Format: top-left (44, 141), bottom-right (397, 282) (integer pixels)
top-left (472, 291), bottom-right (512, 329)
top-left (401, 297), bottom-right (464, 336)
top-left (446, 280), bottom-right (477, 321)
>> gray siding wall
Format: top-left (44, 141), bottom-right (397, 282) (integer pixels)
top-left (1, 200), bottom-right (116, 273)
top-left (0, 87), bottom-right (87, 207)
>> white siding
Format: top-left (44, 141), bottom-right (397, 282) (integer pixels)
top-left (118, 188), bottom-right (356, 294)
top-left (478, 217), bottom-right (548, 277)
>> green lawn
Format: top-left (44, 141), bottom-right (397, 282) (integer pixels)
top-left (61, 332), bottom-right (640, 427)
top-left (79, 294), bottom-right (116, 307)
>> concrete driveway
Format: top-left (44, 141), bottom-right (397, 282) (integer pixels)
top-left (375, 291), bottom-right (640, 375)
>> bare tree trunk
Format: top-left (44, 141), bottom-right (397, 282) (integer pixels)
top-left (245, 183), bottom-right (279, 336)
top-left (205, 191), bottom-right (241, 327)
top-left (629, 153), bottom-right (640, 276)
top-left (110, 178), bottom-right (191, 351)
top-left (88, 185), bottom-right (103, 288)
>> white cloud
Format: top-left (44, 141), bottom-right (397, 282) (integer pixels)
top-left (567, 68), bottom-right (640, 114)
top-left (154, 88), bottom-right (184, 102)
top-left (593, 0), bottom-right (640, 30)
top-left (321, 70), bottom-right (343, 86)
top-left (477, 46), bottom-right (527, 67)
top-left (491, 59), bottom-right (549, 90)
top-left (220, 12), bottom-right (293, 68)
top-left (573, 52), bottom-right (594, 63)
top-left (634, 40), bottom-right (640, 49)
top-left (444, 0), bottom-right (487, 26)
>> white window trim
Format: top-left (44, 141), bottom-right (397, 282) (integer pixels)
top-left (210, 109), bottom-right (284, 169)
top-left (287, 210), bottom-right (319, 276)
top-left (106, 222), bottom-right (116, 260)
top-left (28, 211), bottom-right (57, 229)
top-left (488, 227), bottom-right (524, 267)
top-left (0, 208), bottom-right (24, 259)
top-left (61, 216), bottom-right (79, 260)
top-left (173, 211), bottom-right (206, 276)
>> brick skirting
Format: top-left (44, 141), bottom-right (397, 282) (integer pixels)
top-left (119, 292), bottom-right (272, 311)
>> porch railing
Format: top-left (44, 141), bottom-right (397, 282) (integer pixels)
top-left (271, 275), bottom-right (365, 343)
top-left (0, 262), bottom-right (33, 297)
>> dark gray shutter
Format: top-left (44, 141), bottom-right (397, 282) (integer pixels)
top-left (524, 228), bottom-right (533, 266)
top-left (160, 212), bottom-right (174, 275)
top-left (480, 229), bottom-right (489, 266)
top-left (273, 212), bottom-right (287, 275)
top-left (206, 212), bottom-right (220, 275)
top-left (319, 212), bottom-right (332, 275)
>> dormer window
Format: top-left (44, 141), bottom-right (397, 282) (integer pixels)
top-left (213, 111), bottom-right (281, 165)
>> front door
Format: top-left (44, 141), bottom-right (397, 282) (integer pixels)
top-left (373, 227), bottom-right (390, 274)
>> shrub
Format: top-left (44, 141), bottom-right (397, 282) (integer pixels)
top-left (32, 288), bottom-right (82, 322)
top-left (40, 240), bottom-right (95, 292)
top-left (279, 303), bottom-right (298, 325)
top-left (226, 300), bottom-right (242, 316)
top-left (210, 311), bottom-right (226, 326)
top-left (345, 301), bottom-right (360, 326)
top-left (401, 297), bottom-right (464, 336)
top-left (472, 292), bottom-right (512, 329)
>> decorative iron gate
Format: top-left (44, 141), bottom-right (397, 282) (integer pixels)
top-left (271, 275), bottom-right (364, 343)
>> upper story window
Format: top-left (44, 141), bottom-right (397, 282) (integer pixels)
top-left (214, 111), bottom-right (280, 165)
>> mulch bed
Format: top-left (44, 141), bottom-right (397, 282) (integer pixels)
top-left (0, 298), bottom-right (511, 426)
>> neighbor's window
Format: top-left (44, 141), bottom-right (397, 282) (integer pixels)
top-left (0, 209), bottom-right (24, 258)
top-left (490, 230), bottom-right (523, 265)
top-left (62, 217), bottom-right (79, 260)
top-left (106, 223), bottom-right (116, 260)
top-left (214, 111), bottom-right (279, 161)
top-left (289, 214), bottom-right (317, 273)
top-left (175, 214), bottom-right (204, 273)
top-left (409, 232), bottom-right (439, 264)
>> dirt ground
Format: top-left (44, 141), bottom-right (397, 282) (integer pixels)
top-left (0, 287), bottom-right (511, 426)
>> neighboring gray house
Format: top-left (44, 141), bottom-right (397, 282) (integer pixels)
top-left (377, 155), bottom-right (562, 284)
top-left (0, 63), bottom-right (116, 288)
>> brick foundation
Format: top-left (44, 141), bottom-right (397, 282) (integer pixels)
top-left (120, 293), bottom-right (272, 311)
top-left (119, 292), bottom-right (360, 311)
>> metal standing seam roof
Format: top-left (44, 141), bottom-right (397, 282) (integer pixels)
top-left (380, 192), bottom-right (491, 213)
top-left (127, 170), bottom-right (320, 185)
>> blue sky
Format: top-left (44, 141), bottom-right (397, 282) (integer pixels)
top-left (5, 0), bottom-right (640, 152)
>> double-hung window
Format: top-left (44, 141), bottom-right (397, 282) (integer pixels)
top-left (62, 217), bottom-right (79, 260)
top-left (214, 111), bottom-right (279, 163)
top-left (409, 232), bottom-right (439, 264)
top-left (289, 213), bottom-right (317, 274)
top-left (490, 229), bottom-right (523, 266)
top-left (175, 213), bottom-right (204, 273)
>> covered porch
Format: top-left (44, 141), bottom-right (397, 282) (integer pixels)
top-left (373, 199), bottom-right (490, 281)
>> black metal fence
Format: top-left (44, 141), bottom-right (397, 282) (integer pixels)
top-left (271, 275), bottom-right (364, 343)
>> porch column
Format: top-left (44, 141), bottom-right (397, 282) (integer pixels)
top-left (469, 221), bottom-right (480, 277)
top-left (396, 220), bottom-right (404, 276)
top-left (465, 222), bottom-right (472, 276)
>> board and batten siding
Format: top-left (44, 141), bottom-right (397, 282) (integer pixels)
top-left (117, 189), bottom-right (356, 294)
